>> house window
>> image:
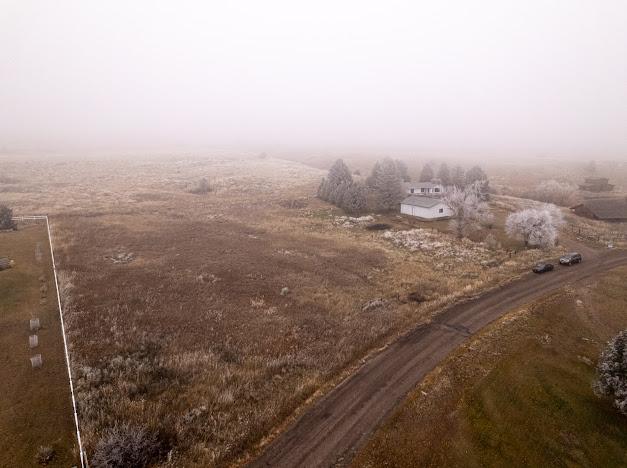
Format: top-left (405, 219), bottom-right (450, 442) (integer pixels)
top-left (421, 188), bottom-right (426, 193)
top-left (438, 208), bottom-right (444, 213)
top-left (410, 188), bottom-right (414, 193)
top-left (434, 188), bottom-right (440, 192)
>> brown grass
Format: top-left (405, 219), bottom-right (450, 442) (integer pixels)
top-left (1, 155), bottom-right (618, 466)
top-left (0, 222), bottom-right (78, 467)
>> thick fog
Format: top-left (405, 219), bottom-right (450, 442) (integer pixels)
top-left (1, 1), bottom-right (626, 158)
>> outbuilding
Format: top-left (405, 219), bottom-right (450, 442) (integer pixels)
top-left (400, 196), bottom-right (453, 220)
top-left (570, 197), bottom-right (627, 222)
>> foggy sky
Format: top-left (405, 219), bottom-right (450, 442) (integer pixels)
top-left (1, 1), bottom-right (626, 158)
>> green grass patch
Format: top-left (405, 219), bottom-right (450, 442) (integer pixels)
top-left (355, 268), bottom-right (627, 467)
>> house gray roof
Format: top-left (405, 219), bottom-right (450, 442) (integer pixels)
top-left (574, 198), bottom-right (627, 220)
top-left (401, 195), bottom-right (443, 208)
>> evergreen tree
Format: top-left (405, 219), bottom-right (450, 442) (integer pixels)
top-left (394, 159), bottom-right (411, 182)
top-left (451, 165), bottom-right (465, 187)
top-left (419, 163), bottom-right (434, 182)
top-left (437, 163), bottom-right (451, 186)
top-left (365, 161), bottom-right (381, 188)
top-left (329, 181), bottom-right (350, 206)
top-left (370, 157), bottom-right (403, 211)
top-left (327, 159), bottom-right (353, 188)
top-left (0, 205), bottom-right (16, 230)
top-left (317, 178), bottom-right (330, 201)
top-left (318, 159), bottom-right (353, 204)
top-left (465, 165), bottom-right (489, 197)
top-left (341, 183), bottom-right (368, 215)
top-left (465, 165), bottom-right (487, 185)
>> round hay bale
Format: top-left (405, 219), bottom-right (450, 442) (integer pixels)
top-left (30, 354), bottom-right (42, 368)
top-left (29, 318), bottom-right (40, 331)
top-left (29, 335), bottom-right (39, 348)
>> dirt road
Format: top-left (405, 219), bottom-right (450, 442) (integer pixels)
top-left (249, 249), bottom-right (627, 468)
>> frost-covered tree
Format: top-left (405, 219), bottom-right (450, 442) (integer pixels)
top-left (451, 165), bottom-right (465, 188)
top-left (341, 182), bottom-right (368, 215)
top-left (437, 163), bottom-right (451, 186)
top-left (327, 159), bottom-right (353, 189)
top-left (329, 181), bottom-right (350, 206)
top-left (465, 165), bottom-right (489, 196)
top-left (318, 159), bottom-right (353, 203)
top-left (419, 163), bottom-right (434, 182)
top-left (594, 330), bottom-right (627, 415)
top-left (444, 182), bottom-right (492, 238)
top-left (505, 205), bottom-right (564, 248)
top-left (527, 180), bottom-right (578, 206)
top-left (394, 159), bottom-right (411, 182)
top-left (465, 166), bottom-right (487, 185)
top-left (368, 157), bottom-right (404, 211)
top-left (0, 204), bottom-right (16, 230)
top-left (317, 177), bottom-right (330, 200)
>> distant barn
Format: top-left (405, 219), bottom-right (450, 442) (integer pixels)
top-left (578, 177), bottom-right (614, 193)
top-left (570, 198), bottom-right (627, 222)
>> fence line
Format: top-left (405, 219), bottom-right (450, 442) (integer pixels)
top-left (13, 215), bottom-right (87, 468)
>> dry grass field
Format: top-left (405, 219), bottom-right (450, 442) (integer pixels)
top-left (354, 267), bottom-right (627, 468)
top-left (0, 222), bottom-right (78, 467)
top-left (0, 155), bottom-right (617, 466)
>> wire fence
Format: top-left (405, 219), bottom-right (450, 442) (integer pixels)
top-left (12, 215), bottom-right (87, 468)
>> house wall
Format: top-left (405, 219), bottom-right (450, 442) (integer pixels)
top-left (400, 203), bottom-right (453, 219)
top-left (408, 185), bottom-right (444, 195)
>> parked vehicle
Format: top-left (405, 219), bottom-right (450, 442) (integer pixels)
top-left (559, 252), bottom-right (582, 265)
top-left (532, 262), bottom-right (554, 273)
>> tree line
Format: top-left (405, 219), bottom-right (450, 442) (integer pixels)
top-left (318, 159), bottom-right (489, 215)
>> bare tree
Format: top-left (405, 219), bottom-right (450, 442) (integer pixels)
top-left (594, 329), bottom-right (627, 415)
top-left (444, 182), bottom-right (492, 238)
top-left (505, 205), bottom-right (564, 248)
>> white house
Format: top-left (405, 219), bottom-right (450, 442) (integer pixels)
top-left (400, 195), bottom-right (453, 220)
top-left (405, 182), bottom-right (446, 196)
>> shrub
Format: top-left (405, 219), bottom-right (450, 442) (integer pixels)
top-left (188, 178), bottom-right (212, 195)
top-left (594, 330), bottom-right (627, 415)
top-left (36, 446), bottom-right (55, 465)
top-left (0, 204), bottom-right (16, 230)
top-left (91, 424), bottom-right (166, 468)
